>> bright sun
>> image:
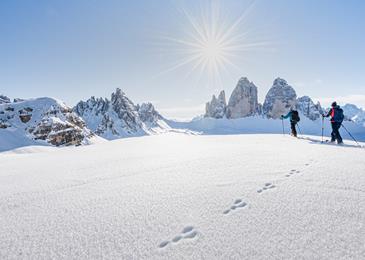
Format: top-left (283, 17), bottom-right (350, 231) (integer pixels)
top-left (202, 41), bottom-right (222, 61)
top-left (157, 0), bottom-right (270, 87)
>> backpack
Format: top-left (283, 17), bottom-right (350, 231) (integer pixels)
top-left (333, 107), bottom-right (344, 123)
top-left (291, 110), bottom-right (300, 122)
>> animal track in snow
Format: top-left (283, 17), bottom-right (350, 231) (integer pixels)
top-left (223, 198), bottom-right (247, 214)
top-left (257, 182), bottom-right (276, 193)
top-left (286, 169), bottom-right (298, 177)
top-left (158, 226), bottom-right (198, 248)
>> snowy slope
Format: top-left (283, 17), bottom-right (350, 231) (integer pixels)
top-left (0, 134), bottom-right (364, 259)
top-left (167, 115), bottom-right (365, 142)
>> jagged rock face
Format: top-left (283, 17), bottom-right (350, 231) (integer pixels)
top-left (111, 88), bottom-right (142, 132)
top-left (32, 114), bottom-right (87, 146)
top-left (257, 103), bottom-right (263, 115)
top-left (74, 89), bottom-right (143, 139)
top-left (137, 102), bottom-right (162, 125)
top-left (342, 104), bottom-right (365, 125)
top-left (0, 98), bottom-right (94, 147)
top-left (74, 96), bottom-right (109, 117)
top-left (74, 88), bottom-right (166, 139)
top-left (226, 78), bottom-right (259, 119)
top-left (296, 96), bottom-right (323, 121)
top-left (205, 90), bottom-right (226, 119)
top-left (0, 95), bottom-right (10, 104)
top-left (13, 98), bottom-right (25, 103)
top-left (263, 78), bottom-right (297, 119)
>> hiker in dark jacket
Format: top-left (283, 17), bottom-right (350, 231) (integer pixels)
top-left (323, 101), bottom-right (344, 144)
top-left (281, 108), bottom-right (300, 137)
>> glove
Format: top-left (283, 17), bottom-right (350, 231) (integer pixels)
top-left (280, 115), bottom-right (284, 119)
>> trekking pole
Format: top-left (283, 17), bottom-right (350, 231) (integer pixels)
top-left (297, 123), bottom-right (302, 135)
top-left (281, 118), bottom-right (285, 136)
top-left (321, 116), bottom-right (324, 143)
top-left (341, 123), bottom-right (360, 146)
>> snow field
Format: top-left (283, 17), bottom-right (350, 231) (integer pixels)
top-left (0, 133), bottom-right (364, 259)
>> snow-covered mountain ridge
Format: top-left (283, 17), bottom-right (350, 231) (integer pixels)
top-left (73, 88), bottom-right (170, 140)
top-left (1, 78), bottom-right (365, 152)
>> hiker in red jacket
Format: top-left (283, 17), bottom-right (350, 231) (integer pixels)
top-left (323, 102), bottom-right (344, 144)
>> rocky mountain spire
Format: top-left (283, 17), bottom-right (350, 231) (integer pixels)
top-left (226, 77), bottom-right (259, 119)
top-left (263, 78), bottom-right (297, 119)
top-left (296, 96), bottom-right (323, 120)
top-left (205, 90), bottom-right (226, 119)
top-left (137, 102), bottom-right (162, 124)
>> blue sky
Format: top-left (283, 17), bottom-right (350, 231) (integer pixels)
top-left (1, 0), bottom-right (365, 119)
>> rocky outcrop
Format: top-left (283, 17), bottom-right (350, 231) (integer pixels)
top-left (0, 97), bottom-right (94, 147)
top-left (74, 88), bottom-right (167, 139)
top-left (111, 88), bottom-right (142, 133)
top-left (13, 98), bottom-right (25, 103)
top-left (226, 77), bottom-right (259, 119)
top-left (342, 104), bottom-right (365, 125)
top-left (296, 96), bottom-right (323, 121)
top-left (204, 90), bottom-right (226, 119)
top-left (0, 95), bottom-right (10, 104)
top-left (263, 78), bottom-right (297, 119)
top-left (74, 90), bottom-right (141, 138)
top-left (32, 109), bottom-right (88, 146)
top-left (137, 102), bottom-right (163, 126)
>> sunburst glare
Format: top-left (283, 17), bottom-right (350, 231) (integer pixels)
top-left (155, 0), bottom-right (272, 88)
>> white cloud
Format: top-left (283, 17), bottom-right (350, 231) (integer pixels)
top-left (315, 94), bottom-right (365, 109)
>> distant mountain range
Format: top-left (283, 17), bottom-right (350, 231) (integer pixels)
top-left (1, 77), bottom-right (365, 151)
top-left (204, 77), bottom-right (365, 124)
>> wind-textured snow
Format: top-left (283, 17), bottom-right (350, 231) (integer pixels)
top-left (0, 134), bottom-right (364, 259)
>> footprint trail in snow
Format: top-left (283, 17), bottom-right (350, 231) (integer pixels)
top-left (257, 182), bottom-right (276, 193)
top-left (158, 226), bottom-right (198, 249)
top-left (285, 169), bottom-right (300, 177)
top-left (223, 198), bottom-right (247, 215)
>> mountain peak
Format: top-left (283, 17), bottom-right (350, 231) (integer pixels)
top-left (273, 77), bottom-right (288, 86)
top-left (111, 88), bottom-right (127, 101)
top-left (0, 94), bottom-right (11, 104)
top-left (238, 77), bottom-right (250, 84)
top-left (263, 78), bottom-right (296, 119)
top-left (74, 90), bottom-right (168, 139)
top-left (226, 77), bottom-right (259, 119)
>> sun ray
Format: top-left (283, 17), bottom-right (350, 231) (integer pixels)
top-left (155, 0), bottom-right (271, 89)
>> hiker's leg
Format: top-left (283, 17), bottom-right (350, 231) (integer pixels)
top-left (336, 123), bottom-right (343, 143)
top-left (291, 122), bottom-right (297, 137)
top-left (330, 123), bottom-right (336, 142)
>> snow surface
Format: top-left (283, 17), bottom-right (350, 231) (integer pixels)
top-left (0, 133), bottom-right (364, 259)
